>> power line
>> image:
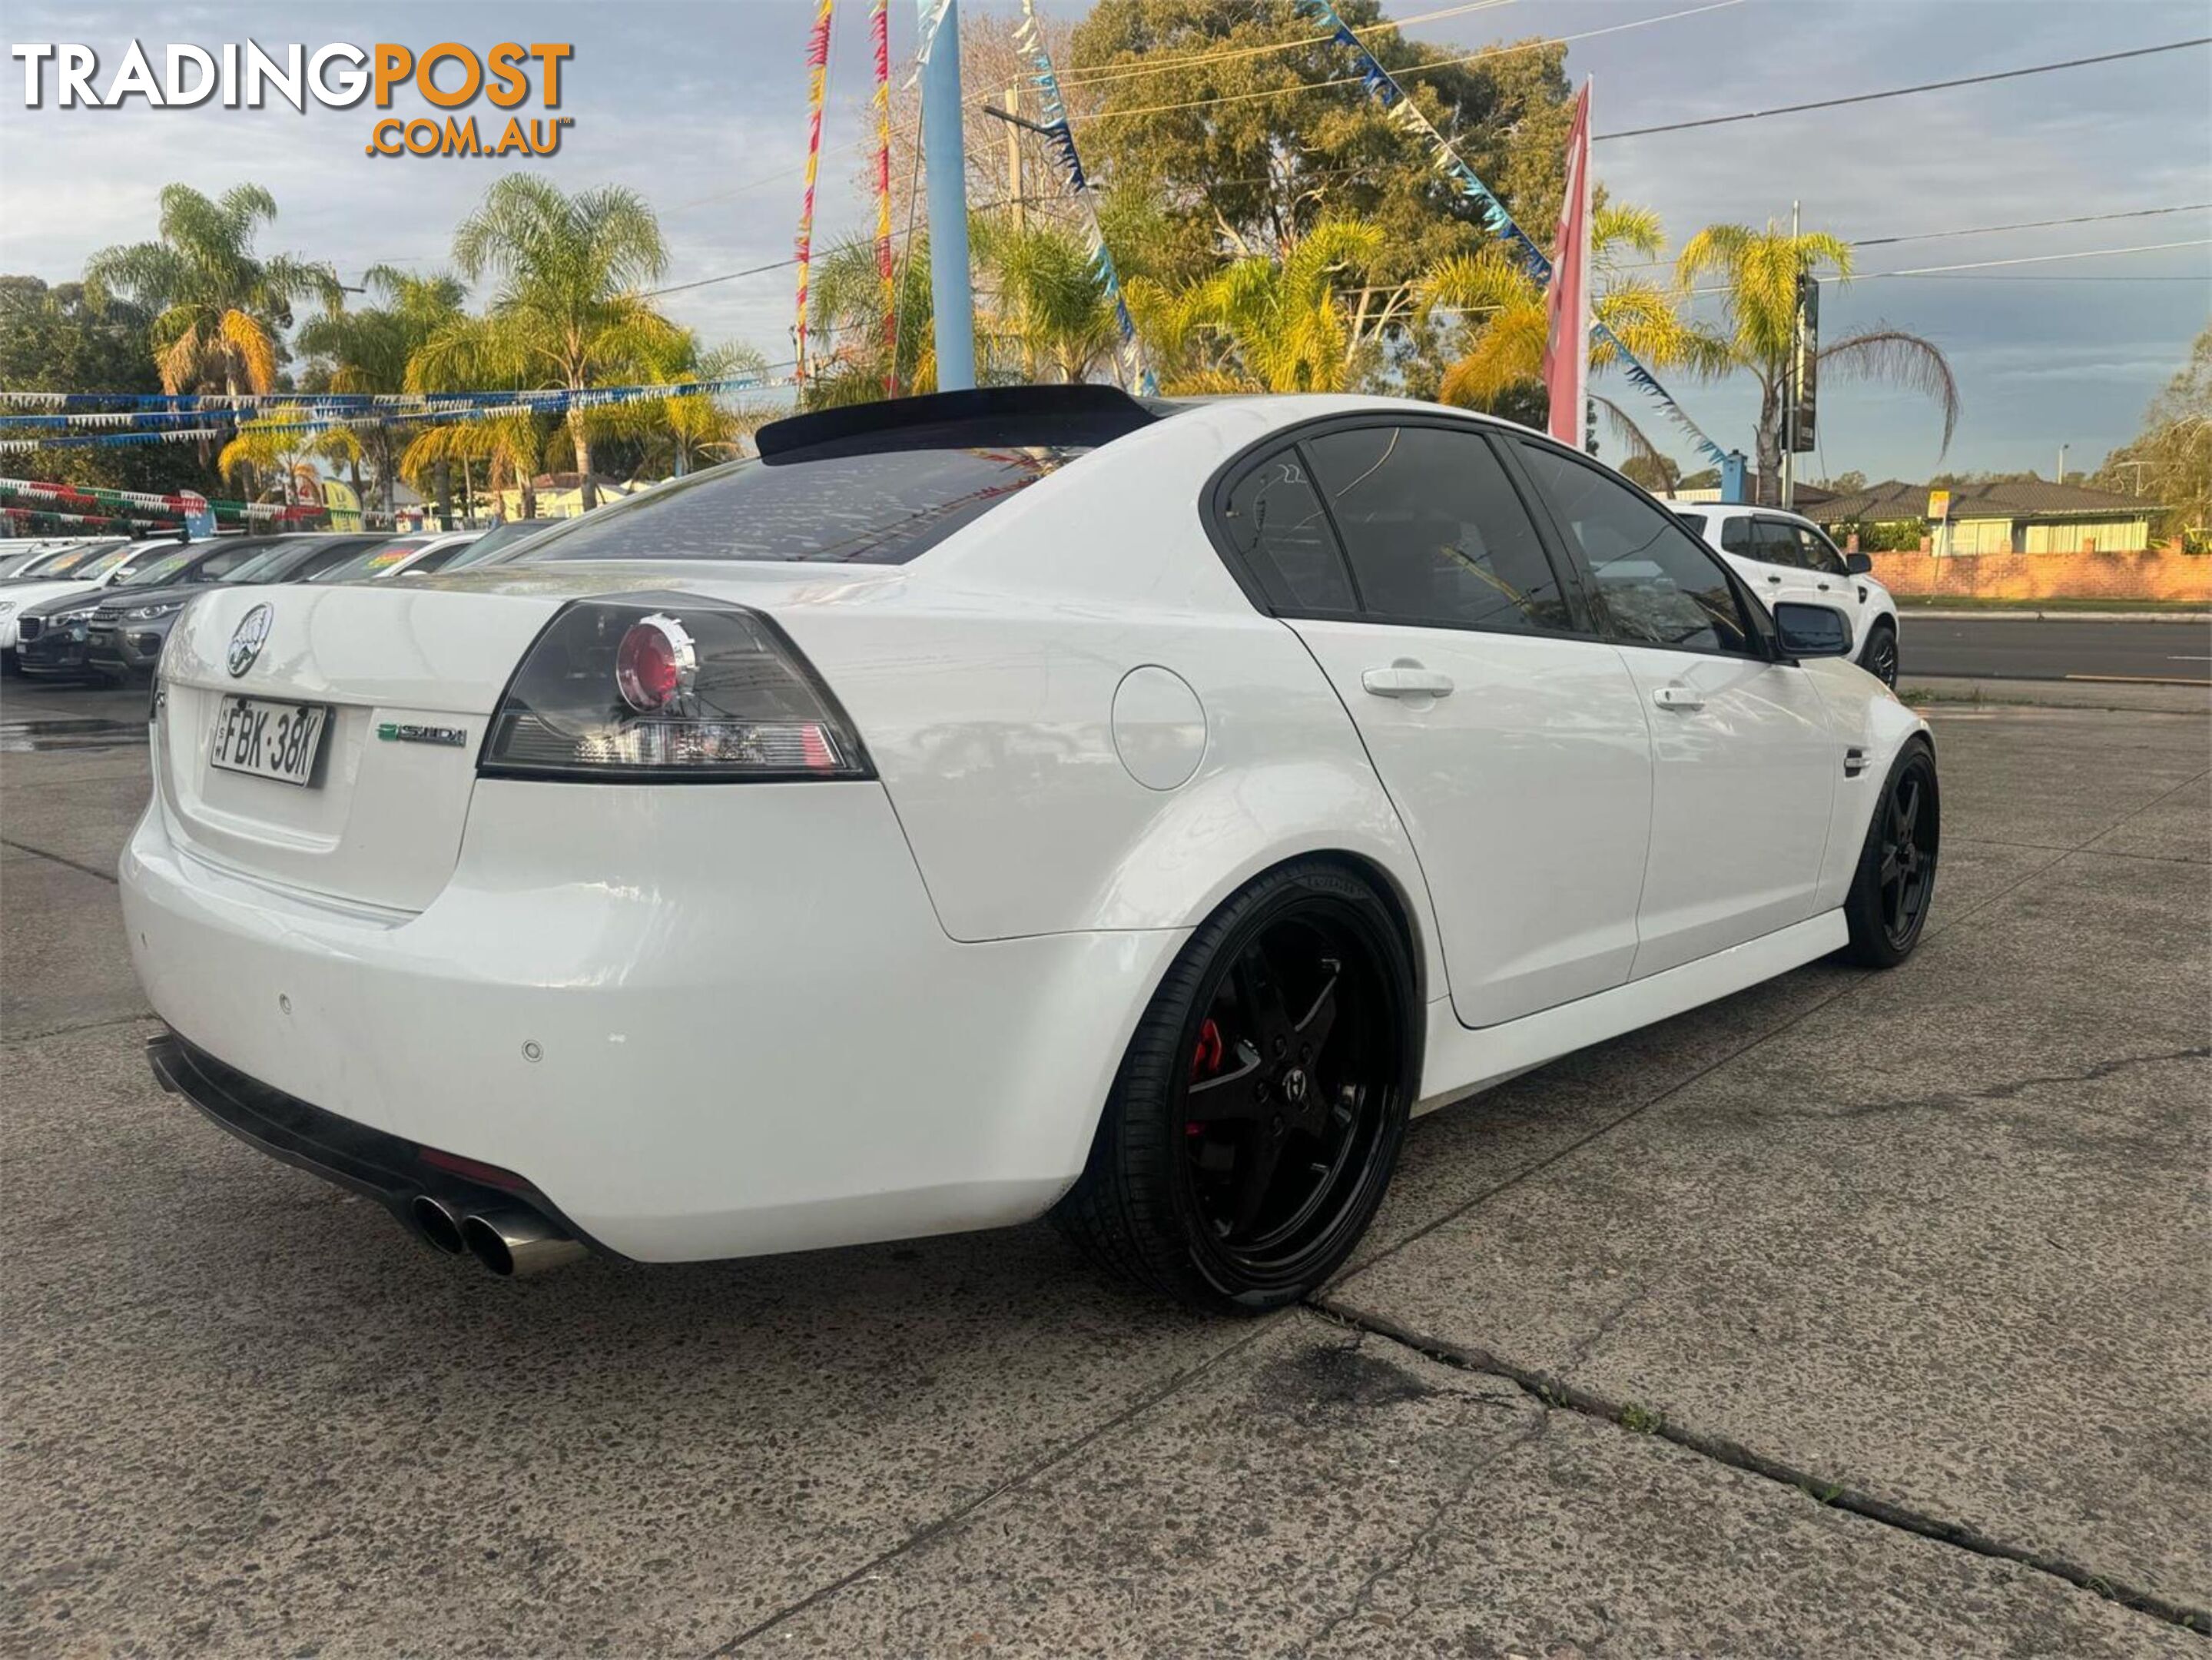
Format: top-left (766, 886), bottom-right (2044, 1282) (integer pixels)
top-left (1594, 38), bottom-right (2212, 141)
top-left (1610, 202), bottom-right (2212, 272)
top-left (1041, 0), bottom-right (1518, 94)
top-left (1678, 237), bottom-right (2212, 294)
top-left (1867, 237), bottom-right (2211, 278)
top-left (1073, 0), bottom-right (1746, 125)
top-left (1849, 202), bottom-right (2211, 249)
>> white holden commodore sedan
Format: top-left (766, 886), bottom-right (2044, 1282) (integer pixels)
top-left (123, 388), bottom-right (1938, 1310)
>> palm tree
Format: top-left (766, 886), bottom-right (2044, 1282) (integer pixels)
top-left (85, 183), bottom-right (342, 397)
top-left (399, 411), bottom-right (547, 522)
top-left (1676, 222), bottom-right (1959, 497)
top-left (217, 418), bottom-right (362, 516)
top-left (605, 334), bottom-right (775, 474)
top-left (295, 265), bottom-right (467, 526)
top-left (802, 234), bottom-right (937, 407)
top-left (1418, 204), bottom-right (1728, 463)
top-left (970, 219), bottom-right (1120, 384)
top-left (413, 175), bottom-right (680, 509)
top-left (1133, 217), bottom-right (1385, 394)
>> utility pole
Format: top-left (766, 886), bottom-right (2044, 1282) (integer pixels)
top-left (921, 1), bottom-right (977, 391)
top-left (1781, 199), bottom-right (1799, 512)
top-left (2057, 442), bottom-right (2069, 485)
top-left (1003, 85), bottom-right (1023, 234)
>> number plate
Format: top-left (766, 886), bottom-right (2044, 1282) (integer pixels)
top-left (209, 695), bottom-right (330, 787)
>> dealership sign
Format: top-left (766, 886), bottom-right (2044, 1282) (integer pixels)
top-left (9, 40), bottom-right (576, 156)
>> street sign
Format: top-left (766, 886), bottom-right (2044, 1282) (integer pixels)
top-left (1927, 490), bottom-right (1951, 520)
top-left (1789, 274), bottom-right (1819, 453)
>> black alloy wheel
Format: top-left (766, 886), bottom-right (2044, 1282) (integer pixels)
top-left (1180, 911), bottom-right (1392, 1274)
top-left (1840, 742), bottom-right (1939, 967)
top-left (1877, 760), bottom-right (1937, 948)
top-left (1057, 862), bottom-right (1416, 1313)
top-left (1865, 623), bottom-right (1900, 688)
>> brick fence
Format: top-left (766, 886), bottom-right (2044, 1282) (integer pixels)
top-left (1866, 547), bottom-right (2212, 603)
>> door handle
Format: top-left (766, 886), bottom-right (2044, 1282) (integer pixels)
top-left (1816, 580), bottom-right (1832, 591)
top-left (1765, 573), bottom-right (1783, 584)
top-left (1653, 685), bottom-right (1706, 712)
top-left (1362, 665), bottom-right (1454, 699)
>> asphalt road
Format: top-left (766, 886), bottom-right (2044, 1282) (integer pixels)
top-left (1902, 616), bottom-right (2212, 684)
top-left (2, 680), bottom-right (2207, 1655)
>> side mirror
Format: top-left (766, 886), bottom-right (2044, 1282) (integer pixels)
top-left (1844, 551), bottom-right (1873, 576)
top-left (1773, 600), bottom-right (1854, 659)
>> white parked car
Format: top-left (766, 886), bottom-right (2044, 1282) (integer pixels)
top-left (123, 390), bottom-right (1938, 1310)
top-left (1663, 501), bottom-right (1900, 686)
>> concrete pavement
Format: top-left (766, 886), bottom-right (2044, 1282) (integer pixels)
top-left (2, 682), bottom-right (2205, 1655)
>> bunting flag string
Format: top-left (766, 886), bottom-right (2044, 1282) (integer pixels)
top-left (0, 376), bottom-right (797, 450)
top-left (1013, 0), bottom-right (1156, 397)
top-left (1290, 0), bottom-right (1729, 467)
top-left (792, 0), bottom-right (838, 379)
top-left (871, 0), bottom-right (898, 393)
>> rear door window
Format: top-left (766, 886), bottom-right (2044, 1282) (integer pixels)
top-left (1750, 519), bottom-right (1803, 566)
top-left (1718, 516), bottom-right (1754, 553)
top-left (1218, 448), bottom-right (1357, 613)
top-left (1305, 424), bottom-right (1574, 633)
top-left (517, 447), bottom-right (1090, 566)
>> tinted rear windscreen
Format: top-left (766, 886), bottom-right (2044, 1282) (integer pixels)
top-left (516, 447), bottom-right (1089, 566)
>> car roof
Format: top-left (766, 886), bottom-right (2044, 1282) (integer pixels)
top-left (1661, 500), bottom-right (1819, 526)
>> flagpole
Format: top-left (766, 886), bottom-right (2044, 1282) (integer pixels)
top-left (921, 0), bottom-right (977, 391)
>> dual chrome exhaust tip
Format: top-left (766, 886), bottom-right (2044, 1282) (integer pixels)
top-left (408, 1194), bottom-right (587, 1278)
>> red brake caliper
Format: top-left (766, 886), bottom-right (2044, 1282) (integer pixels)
top-left (1187, 1018), bottom-right (1224, 1135)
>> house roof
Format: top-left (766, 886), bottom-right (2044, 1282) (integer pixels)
top-left (1817, 478), bottom-right (2161, 523)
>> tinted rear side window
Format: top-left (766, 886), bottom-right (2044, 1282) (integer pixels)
top-left (1219, 448), bottom-right (1356, 613)
top-left (1307, 425), bottom-right (1571, 633)
top-left (518, 447), bottom-right (1089, 566)
top-left (1674, 511), bottom-right (1707, 536)
top-left (1718, 516), bottom-right (1754, 553)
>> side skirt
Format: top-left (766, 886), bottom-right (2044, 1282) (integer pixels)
top-left (1413, 910), bottom-right (1849, 1113)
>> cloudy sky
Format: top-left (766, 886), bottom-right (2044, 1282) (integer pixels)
top-left (2, 0), bottom-right (2206, 482)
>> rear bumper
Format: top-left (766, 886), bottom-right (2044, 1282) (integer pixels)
top-left (144, 1029), bottom-right (609, 1253)
top-left (121, 776), bottom-right (1185, 1262)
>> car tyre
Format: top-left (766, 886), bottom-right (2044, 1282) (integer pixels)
top-left (1862, 619), bottom-right (1899, 687)
top-left (1839, 739), bottom-right (1938, 968)
top-left (1055, 859), bottom-right (1418, 1314)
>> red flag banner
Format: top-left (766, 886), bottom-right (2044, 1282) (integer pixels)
top-left (1543, 81), bottom-right (1593, 450)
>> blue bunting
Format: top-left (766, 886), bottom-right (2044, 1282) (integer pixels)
top-left (1015, 1), bottom-right (1156, 397)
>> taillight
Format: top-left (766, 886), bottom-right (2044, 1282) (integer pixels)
top-left (479, 595), bottom-right (872, 782)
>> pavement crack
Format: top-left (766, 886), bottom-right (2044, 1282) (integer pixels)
top-left (1776, 1045), bottom-right (2212, 1124)
top-left (1312, 1297), bottom-right (2212, 1638)
top-left (1303, 1385), bottom-right (1549, 1655)
top-left (703, 1314), bottom-right (1284, 1656)
top-left (1, 835), bottom-right (118, 885)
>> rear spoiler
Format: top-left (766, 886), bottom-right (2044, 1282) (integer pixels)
top-left (754, 385), bottom-right (1165, 463)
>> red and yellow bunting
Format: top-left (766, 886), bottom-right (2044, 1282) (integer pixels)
top-left (792, 0), bottom-right (837, 379)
